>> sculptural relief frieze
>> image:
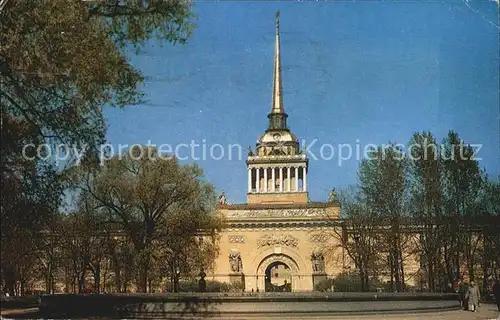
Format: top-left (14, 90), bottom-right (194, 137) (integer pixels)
top-left (257, 234), bottom-right (298, 248)
top-left (226, 207), bottom-right (326, 218)
top-left (228, 235), bottom-right (246, 243)
top-left (310, 234), bottom-right (331, 243)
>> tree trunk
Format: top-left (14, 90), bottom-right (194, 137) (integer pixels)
top-left (390, 223), bottom-right (403, 292)
top-left (482, 254), bottom-right (489, 296)
top-left (426, 260), bottom-right (433, 291)
top-left (398, 248), bottom-right (405, 291)
top-left (94, 263), bottom-right (101, 293)
top-left (113, 254), bottom-right (122, 293)
top-left (133, 230), bottom-right (153, 293)
top-left (482, 231), bottom-right (491, 295)
top-left (453, 216), bottom-right (461, 282)
top-left (138, 262), bottom-right (148, 293)
top-left (45, 262), bottom-right (53, 294)
top-left (78, 264), bottom-right (86, 294)
top-left (64, 265), bottom-right (70, 293)
top-left (443, 242), bottom-right (454, 283)
top-left (389, 252), bottom-right (395, 292)
top-left (4, 267), bottom-right (16, 296)
top-left (173, 273), bottom-right (180, 293)
top-left (359, 265), bottom-right (366, 292)
top-left (101, 261), bottom-right (109, 293)
top-left (20, 278), bottom-right (25, 296)
top-left (364, 274), bottom-right (370, 291)
top-left (78, 274), bottom-right (84, 293)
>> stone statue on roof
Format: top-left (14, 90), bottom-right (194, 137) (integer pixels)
top-left (328, 188), bottom-right (336, 203)
top-left (219, 192), bottom-right (227, 205)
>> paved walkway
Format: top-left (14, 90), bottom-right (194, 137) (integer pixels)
top-left (1, 305), bottom-right (499, 319)
top-left (322, 305), bottom-right (500, 320)
top-left (0, 308), bottom-right (38, 319)
top-left (229, 305), bottom-right (499, 320)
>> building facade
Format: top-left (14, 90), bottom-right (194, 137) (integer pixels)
top-left (210, 12), bottom-right (344, 292)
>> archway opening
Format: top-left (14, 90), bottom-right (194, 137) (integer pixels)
top-left (264, 261), bottom-right (292, 292)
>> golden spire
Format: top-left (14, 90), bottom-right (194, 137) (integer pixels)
top-left (271, 11), bottom-right (284, 115)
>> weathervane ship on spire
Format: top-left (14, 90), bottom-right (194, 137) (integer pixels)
top-left (276, 11), bottom-right (280, 30)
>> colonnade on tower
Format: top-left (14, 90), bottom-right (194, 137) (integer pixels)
top-left (247, 165), bottom-right (307, 193)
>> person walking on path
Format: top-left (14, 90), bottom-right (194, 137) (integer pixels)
top-left (459, 280), bottom-right (469, 310)
top-left (492, 280), bottom-right (500, 311)
top-left (466, 280), bottom-right (480, 312)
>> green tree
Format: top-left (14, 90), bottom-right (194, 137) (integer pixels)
top-left (77, 146), bottom-right (220, 292)
top-left (476, 177), bottom-right (500, 293)
top-left (1, 0), bottom-right (193, 155)
top-left (57, 200), bottom-right (107, 294)
top-left (35, 213), bottom-right (65, 294)
top-left (407, 131), bottom-right (444, 291)
top-left (161, 210), bottom-right (223, 292)
top-left (358, 144), bottom-right (408, 292)
top-left (331, 186), bottom-right (381, 292)
top-left (0, 116), bottom-right (62, 295)
top-left (1, 0), bottom-right (194, 294)
top-left (441, 131), bottom-right (482, 282)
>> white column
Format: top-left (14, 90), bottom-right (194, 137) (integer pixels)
top-left (279, 167), bottom-right (283, 192)
top-left (295, 166), bottom-right (299, 192)
top-left (303, 166), bottom-right (307, 192)
top-left (248, 167), bottom-right (252, 193)
top-left (256, 168), bottom-right (260, 193)
top-left (264, 167), bottom-right (268, 193)
top-left (287, 167), bottom-right (291, 192)
top-left (271, 167), bottom-right (275, 192)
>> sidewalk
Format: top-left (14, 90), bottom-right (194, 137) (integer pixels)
top-left (0, 307), bottom-right (38, 319)
top-left (0, 304), bottom-right (499, 319)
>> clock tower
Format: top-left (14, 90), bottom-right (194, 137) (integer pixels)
top-left (246, 11), bottom-right (308, 205)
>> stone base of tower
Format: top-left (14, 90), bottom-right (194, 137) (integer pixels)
top-left (247, 192), bottom-right (308, 204)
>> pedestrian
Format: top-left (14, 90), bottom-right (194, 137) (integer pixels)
top-left (459, 279), bottom-right (469, 310)
top-left (466, 280), bottom-right (480, 312)
top-left (492, 280), bottom-right (500, 311)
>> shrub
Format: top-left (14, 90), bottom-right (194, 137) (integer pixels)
top-left (332, 272), bottom-right (381, 292)
top-left (171, 280), bottom-right (241, 293)
top-left (314, 278), bottom-right (335, 292)
top-left (207, 280), bottom-right (242, 292)
top-left (177, 280), bottom-right (198, 292)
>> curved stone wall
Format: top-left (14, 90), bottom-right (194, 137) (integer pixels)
top-left (39, 292), bottom-right (460, 319)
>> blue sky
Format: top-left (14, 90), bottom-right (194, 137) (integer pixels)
top-left (104, 0), bottom-right (499, 204)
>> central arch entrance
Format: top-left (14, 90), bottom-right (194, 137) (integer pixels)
top-left (265, 261), bottom-right (292, 292)
top-left (256, 253), bottom-right (300, 292)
